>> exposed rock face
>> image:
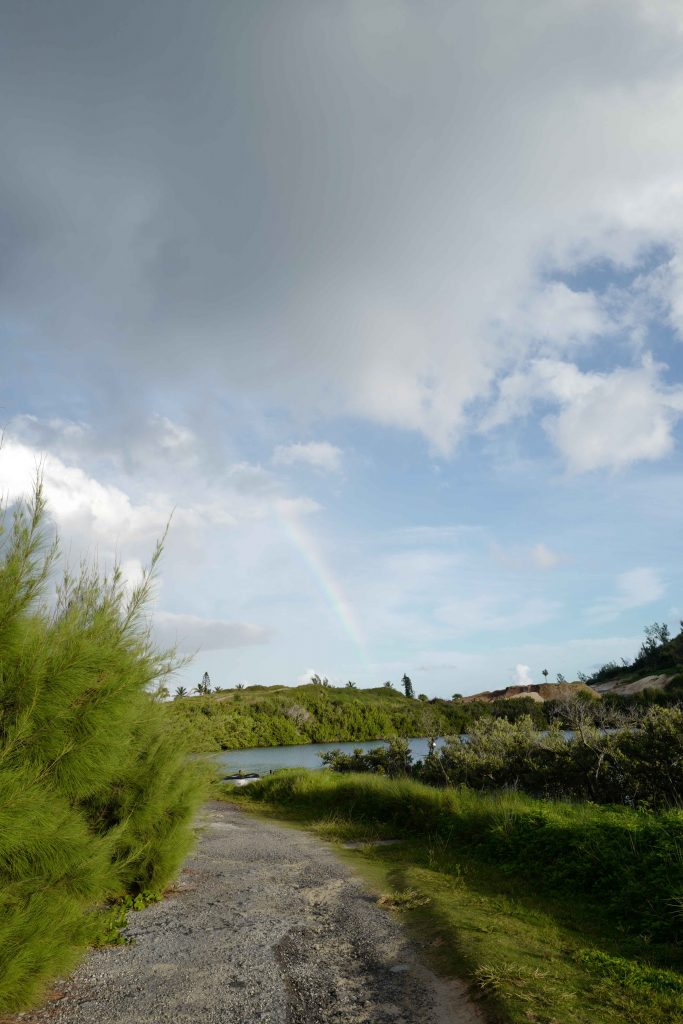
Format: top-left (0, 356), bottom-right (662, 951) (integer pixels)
top-left (461, 682), bottom-right (598, 704)
top-left (463, 675), bottom-right (677, 703)
top-left (286, 704), bottom-right (313, 726)
top-left (591, 674), bottom-right (673, 696)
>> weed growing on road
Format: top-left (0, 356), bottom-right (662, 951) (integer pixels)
top-left (377, 889), bottom-right (431, 911)
top-left (93, 891), bottom-right (163, 947)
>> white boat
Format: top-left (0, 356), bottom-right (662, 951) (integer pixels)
top-left (222, 772), bottom-right (261, 786)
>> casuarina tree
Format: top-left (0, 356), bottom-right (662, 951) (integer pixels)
top-left (402, 673), bottom-right (415, 698)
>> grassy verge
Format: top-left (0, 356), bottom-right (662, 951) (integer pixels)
top-left (224, 770), bottom-right (683, 1024)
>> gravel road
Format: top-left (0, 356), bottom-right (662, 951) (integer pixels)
top-left (15, 801), bottom-right (484, 1024)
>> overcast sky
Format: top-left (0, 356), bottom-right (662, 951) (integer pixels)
top-left (3, 0), bottom-right (683, 695)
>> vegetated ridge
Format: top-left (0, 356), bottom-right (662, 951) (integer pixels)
top-left (578, 621), bottom-right (683, 696)
top-left (167, 681), bottom-right (465, 752)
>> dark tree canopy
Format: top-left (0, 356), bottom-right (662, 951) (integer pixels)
top-left (402, 673), bottom-right (415, 699)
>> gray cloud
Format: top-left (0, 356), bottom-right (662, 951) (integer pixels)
top-left (3, 1), bottom-right (683, 455)
top-left (153, 611), bottom-right (274, 653)
top-left (273, 441), bottom-right (343, 472)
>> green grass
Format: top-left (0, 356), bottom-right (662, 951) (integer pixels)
top-left (226, 770), bottom-right (683, 1024)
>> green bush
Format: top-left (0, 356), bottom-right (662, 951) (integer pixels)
top-left (0, 484), bottom-right (206, 1012)
top-left (320, 737), bottom-right (413, 776)
top-left (429, 709), bottom-right (683, 807)
top-left (318, 709), bottom-right (683, 808)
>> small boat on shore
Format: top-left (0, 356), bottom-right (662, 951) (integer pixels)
top-left (222, 772), bottom-right (261, 786)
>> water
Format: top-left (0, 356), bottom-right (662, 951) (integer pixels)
top-left (213, 730), bottom-right (577, 776)
top-left (214, 736), bottom-right (444, 776)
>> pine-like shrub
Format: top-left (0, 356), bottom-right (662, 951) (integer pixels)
top-left (0, 483), bottom-right (206, 1012)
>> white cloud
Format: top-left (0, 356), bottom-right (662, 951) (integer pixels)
top-left (513, 664), bottom-right (533, 686)
top-left (1, 426), bottom-right (320, 543)
top-left (119, 558), bottom-right (146, 591)
top-left (151, 415), bottom-right (196, 453)
top-left (501, 282), bottom-right (612, 356)
top-left (531, 543), bottom-right (563, 570)
top-left (436, 595), bottom-right (559, 634)
top-left (0, 428), bottom-right (322, 648)
top-left (153, 611), bottom-right (273, 652)
top-left (8, 414), bottom-right (91, 453)
top-left (544, 360), bottom-right (683, 473)
top-left (484, 357), bottom-right (683, 472)
top-left (587, 567), bottom-right (665, 622)
top-left (491, 541), bottom-right (564, 570)
top-left (273, 442), bottom-right (343, 473)
top-left (298, 668), bottom-right (328, 684)
top-left (6, 412), bottom-right (199, 478)
top-left (0, 438), bottom-right (165, 544)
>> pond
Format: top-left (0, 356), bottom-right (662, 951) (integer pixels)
top-left (214, 736), bottom-right (445, 776)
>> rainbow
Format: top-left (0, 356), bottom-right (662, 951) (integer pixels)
top-left (278, 510), bottom-right (369, 671)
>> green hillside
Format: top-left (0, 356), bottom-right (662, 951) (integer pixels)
top-left (168, 683), bottom-right (469, 752)
top-left (582, 621), bottom-right (683, 694)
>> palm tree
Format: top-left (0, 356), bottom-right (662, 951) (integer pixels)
top-left (174, 686), bottom-right (187, 699)
top-left (345, 681), bottom-right (357, 688)
top-left (542, 668), bottom-right (549, 684)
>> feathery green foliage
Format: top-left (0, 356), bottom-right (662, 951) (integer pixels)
top-left (0, 482), bottom-right (206, 1012)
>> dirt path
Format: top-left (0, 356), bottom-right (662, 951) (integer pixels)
top-left (18, 801), bottom-right (484, 1024)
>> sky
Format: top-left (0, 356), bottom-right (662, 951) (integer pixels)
top-left (2, 0), bottom-right (683, 696)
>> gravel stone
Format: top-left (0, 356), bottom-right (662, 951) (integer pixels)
top-left (11, 802), bottom-right (484, 1024)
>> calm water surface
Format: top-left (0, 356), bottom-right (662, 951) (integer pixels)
top-left (214, 736), bottom-right (444, 776)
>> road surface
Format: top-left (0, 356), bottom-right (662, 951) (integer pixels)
top-left (15, 801), bottom-right (484, 1024)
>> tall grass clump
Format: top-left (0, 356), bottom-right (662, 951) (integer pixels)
top-left (0, 483), bottom-right (206, 1012)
